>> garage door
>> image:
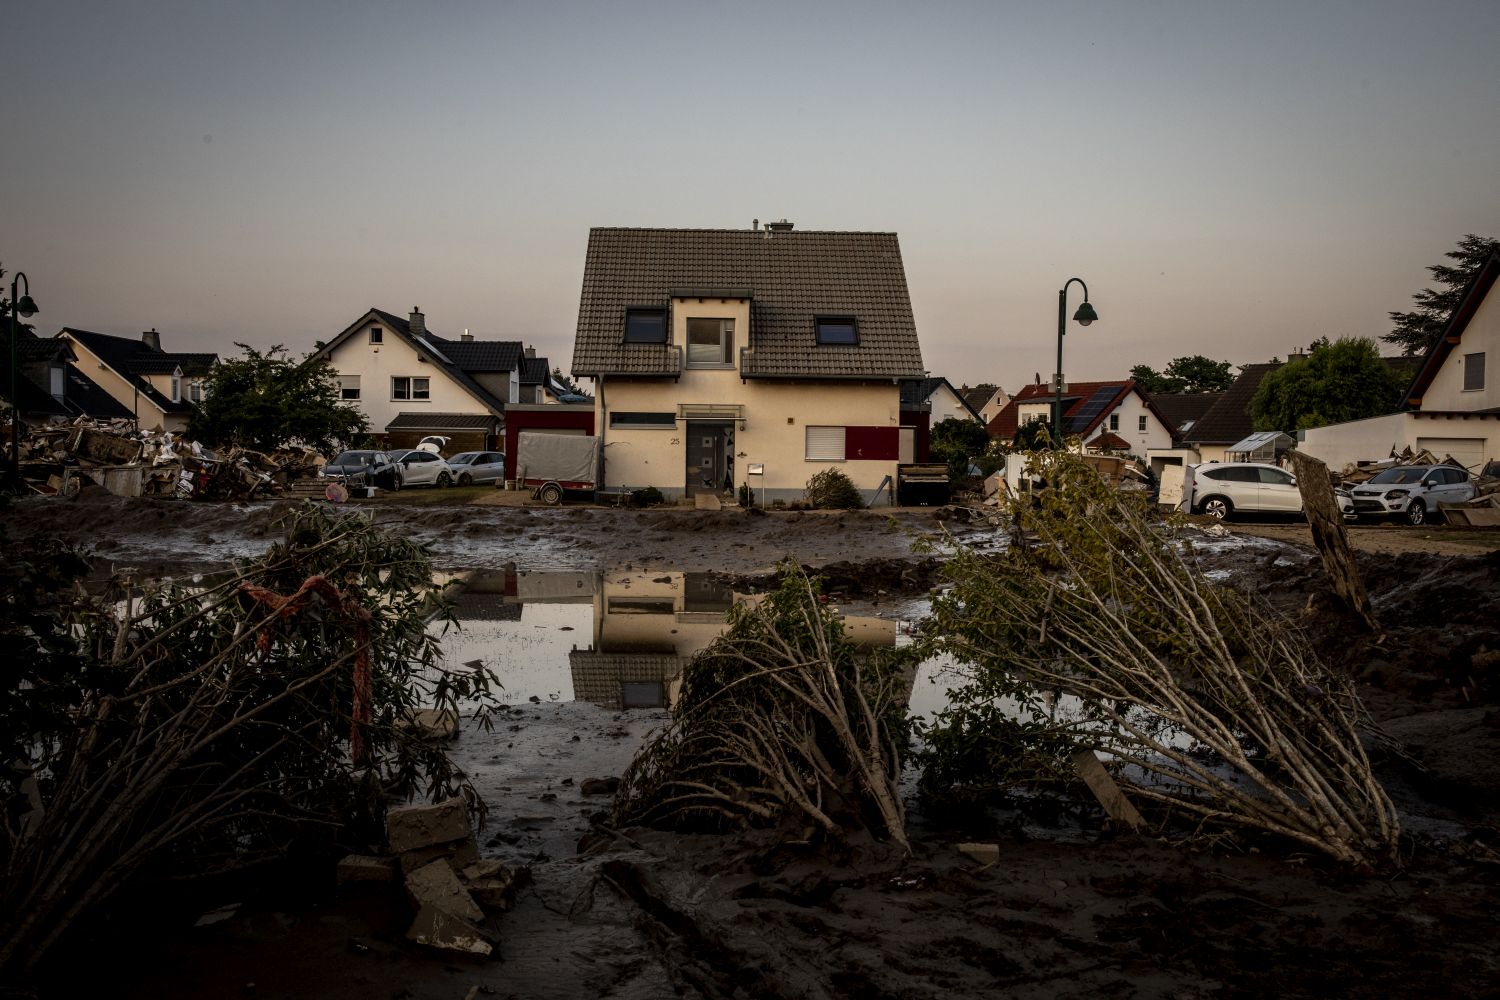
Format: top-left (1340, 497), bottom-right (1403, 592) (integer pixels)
top-left (1415, 437), bottom-right (1486, 472)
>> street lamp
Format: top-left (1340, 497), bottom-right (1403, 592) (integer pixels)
top-left (8, 271), bottom-right (39, 482)
top-left (1053, 277), bottom-right (1097, 448)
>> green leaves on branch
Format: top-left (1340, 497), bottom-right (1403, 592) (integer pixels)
top-left (1249, 337), bottom-right (1403, 433)
top-left (188, 344), bottom-right (369, 453)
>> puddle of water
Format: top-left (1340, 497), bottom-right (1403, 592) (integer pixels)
top-left (433, 569), bottom-right (933, 712)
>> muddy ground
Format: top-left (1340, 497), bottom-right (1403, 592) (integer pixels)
top-left (6, 491), bottom-right (1500, 999)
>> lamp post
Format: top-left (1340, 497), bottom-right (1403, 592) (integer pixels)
top-left (8, 271), bottom-right (39, 482)
top-left (1053, 277), bottom-right (1097, 448)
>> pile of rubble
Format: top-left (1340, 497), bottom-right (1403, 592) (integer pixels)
top-left (336, 796), bottom-right (528, 958)
top-left (15, 417), bottom-right (325, 500)
top-left (1337, 446), bottom-right (1463, 484)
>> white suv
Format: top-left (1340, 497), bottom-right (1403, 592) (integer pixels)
top-left (1180, 462), bottom-right (1302, 520)
top-left (1339, 464), bottom-right (1475, 525)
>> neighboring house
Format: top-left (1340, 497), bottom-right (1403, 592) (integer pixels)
top-left (1181, 363), bottom-right (1282, 463)
top-left (55, 327), bottom-right (216, 433)
top-left (313, 308), bottom-right (551, 452)
top-left (960, 384), bottom-right (1010, 425)
top-left (902, 376), bottom-right (983, 425)
top-left (1149, 391), bottom-right (1225, 445)
top-left (570, 223), bottom-right (927, 502)
top-left (1302, 252), bottom-right (1500, 471)
top-left (987, 379), bottom-right (1175, 457)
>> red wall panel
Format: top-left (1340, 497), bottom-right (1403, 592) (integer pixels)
top-left (844, 426), bottom-right (900, 461)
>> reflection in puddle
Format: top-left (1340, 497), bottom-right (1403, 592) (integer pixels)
top-left (436, 570), bottom-right (946, 713)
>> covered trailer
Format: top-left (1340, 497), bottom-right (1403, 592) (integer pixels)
top-left (515, 431), bottom-right (600, 504)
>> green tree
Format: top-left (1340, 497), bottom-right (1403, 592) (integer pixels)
top-left (929, 416), bottom-right (995, 481)
top-left (1130, 356), bottom-right (1234, 394)
top-left (1385, 234), bottom-right (1500, 356)
top-left (1250, 337), bottom-right (1402, 433)
top-left (189, 344), bottom-right (368, 452)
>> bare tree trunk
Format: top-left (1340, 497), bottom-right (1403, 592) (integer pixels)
top-left (1288, 449), bottom-right (1379, 633)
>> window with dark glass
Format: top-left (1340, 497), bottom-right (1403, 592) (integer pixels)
top-left (814, 317), bottom-right (858, 345)
top-left (686, 318), bottom-right (733, 366)
top-left (610, 411), bottom-right (676, 428)
top-left (624, 308), bottom-right (667, 343)
top-left (369, 326), bottom-right (383, 344)
top-left (1464, 352), bottom-right (1485, 391)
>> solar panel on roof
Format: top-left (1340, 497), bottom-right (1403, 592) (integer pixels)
top-left (1065, 385), bottom-right (1120, 434)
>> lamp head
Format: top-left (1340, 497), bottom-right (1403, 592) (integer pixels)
top-left (1073, 301), bottom-right (1097, 327)
top-left (14, 295), bottom-right (38, 319)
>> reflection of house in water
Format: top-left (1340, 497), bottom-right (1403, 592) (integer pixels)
top-left (450, 568), bottom-right (597, 621)
top-left (569, 572), bottom-right (906, 710)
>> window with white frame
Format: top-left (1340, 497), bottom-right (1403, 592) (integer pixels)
top-left (1109, 413), bottom-right (1119, 431)
top-left (805, 426), bottom-right (845, 461)
top-left (686, 318), bottom-right (734, 367)
top-left (49, 366), bottom-right (65, 399)
top-left (1464, 352), bottom-right (1485, 391)
top-left (171, 371), bottom-right (182, 403)
top-left (392, 376), bottom-right (430, 401)
top-left (189, 379), bottom-right (205, 403)
top-left (1138, 414), bottom-right (1148, 432)
top-left (340, 375), bottom-right (361, 400)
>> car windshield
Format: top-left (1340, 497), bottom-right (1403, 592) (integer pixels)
top-left (331, 452), bottom-right (375, 466)
top-left (1367, 467), bottom-right (1429, 485)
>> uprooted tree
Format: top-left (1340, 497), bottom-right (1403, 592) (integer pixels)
top-left (920, 452), bottom-right (1400, 868)
top-left (0, 504), bottom-right (500, 975)
top-left (611, 565), bottom-right (915, 853)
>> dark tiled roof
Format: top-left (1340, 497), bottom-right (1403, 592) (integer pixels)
top-left (385, 411), bottom-right (499, 431)
top-left (16, 335), bottom-right (74, 364)
top-left (126, 353), bottom-right (216, 376)
top-left (520, 356), bottom-right (550, 385)
top-left (358, 310), bottom-right (508, 414)
top-left (961, 385), bottom-right (999, 412)
top-left (1186, 363), bottom-right (1281, 445)
top-left (572, 227), bottom-right (925, 379)
top-left (433, 339), bottom-right (524, 373)
top-left (61, 364), bottom-right (135, 420)
top-left (988, 380), bottom-right (1131, 439)
top-left (1148, 392), bottom-right (1225, 438)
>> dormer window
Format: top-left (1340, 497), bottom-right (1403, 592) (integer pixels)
top-left (815, 316), bottom-right (858, 345)
top-left (624, 308), bottom-right (667, 343)
top-left (369, 326), bottom-right (383, 345)
top-left (686, 318), bottom-right (733, 367)
top-left (171, 367), bottom-right (183, 403)
top-left (49, 366), bottom-right (65, 400)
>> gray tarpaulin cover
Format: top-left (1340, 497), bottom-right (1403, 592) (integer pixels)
top-left (516, 432), bottom-right (598, 485)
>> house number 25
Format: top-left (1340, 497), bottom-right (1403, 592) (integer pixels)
top-left (670, 437), bottom-right (681, 445)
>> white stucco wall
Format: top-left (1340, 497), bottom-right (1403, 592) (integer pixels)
top-left (325, 317), bottom-right (495, 433)
top-left (1298, 412), bottom-right (1409, 470)
top-left (1419, 283), bottom-right (1498, 411)
top-left (59, 335), bottom-right (185, 432)
top-left (1087, 393), bottom-right (1174, 455)
top-left (594, 296), bottom-right (903, 501)
top-left (928, 384), bottom-right (975, 424)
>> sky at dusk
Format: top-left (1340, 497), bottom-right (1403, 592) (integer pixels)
top-left (4, 1), bottom-right (1498, 391)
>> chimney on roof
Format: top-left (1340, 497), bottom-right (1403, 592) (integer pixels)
top-left (525, 345), bottom-right (536, 359)
top-left (462, 328), bottom-right (473, 342)
top-left (765, 219), bottom-right (795, 232)
top-left (752, 218), bottom-right (759, 230)
top-left (409, 308), bottom-right (425, 336)
top-left (142, 328), bottom-right (162, 352)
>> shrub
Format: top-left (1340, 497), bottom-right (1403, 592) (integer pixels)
top-left (804, 468), bottom-right (864, 509)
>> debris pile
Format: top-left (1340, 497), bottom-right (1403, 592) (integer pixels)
top-left (1338, 446), bottom-right (1464, 484)
top-left (337, 797), bottom-right (528, 958)
top-left (13, 417), bottom-right (325, 500)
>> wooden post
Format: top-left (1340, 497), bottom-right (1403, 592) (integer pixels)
top-left (1287, 449), bottom-right (1380, 633)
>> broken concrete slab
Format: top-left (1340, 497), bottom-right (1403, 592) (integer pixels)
top-left (386, 796), bottom-right (472, 854)
top-left (460, 860), bottom-right (530, 910)
top-left (401, 708), bottom-right (459, 741)
top-left (399, 835), bottom-right (479, 875)
top-left (405, 904), bottom-right (494, 957)
top-left (336, 854), bottom-right (398, 884)
top-left (405, 859), bottom-right (485, 923)
top-left (957, 843), bottom-right (1000, 866)
top-left (1072, 749), bottom-right (1145, 831)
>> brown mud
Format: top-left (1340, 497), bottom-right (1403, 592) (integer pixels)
top-left (7, 495), bottom-right (1500, 998)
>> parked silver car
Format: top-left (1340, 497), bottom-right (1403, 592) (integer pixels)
top-left (1180, 462), bottom-right (1302, 520)
top-left (389, 449), bottom-right (454, 488)
top-left (446, 451), bottom-right (507, 486)
top-left (1339, 464), bottom-right (1475, 525)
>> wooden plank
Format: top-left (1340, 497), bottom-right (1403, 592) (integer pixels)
top-left (1288, 449), bottom-right (1379, 633)
top-left (1072, 749), bottom-right (1144, 830)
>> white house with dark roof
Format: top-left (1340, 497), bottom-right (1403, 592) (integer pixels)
top-left (313, 307), bottom-right (559, 452)
top-left (55, 327), bottom-right (217, 432)
top-left (570, 222), bottom-right (927, 502)
top-left (1301, 252), bottom-right (1500, 471)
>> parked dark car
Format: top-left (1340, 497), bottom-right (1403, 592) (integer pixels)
top-left (321, 450), bottom-right (403, 491)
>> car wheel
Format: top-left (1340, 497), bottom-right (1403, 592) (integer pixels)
top-left (437, 472), bottom-right (452, 488)
top-left (1200, 496), bottom-right (1232, 520)
top-left (391, 472), bottom-right (402, 492)
top-left (1406, 499), bottom-right (1426, 526)
top-left (458, 472), bottom-right (473, 487)
top-left (539, 483), bottom-right (563, 505)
